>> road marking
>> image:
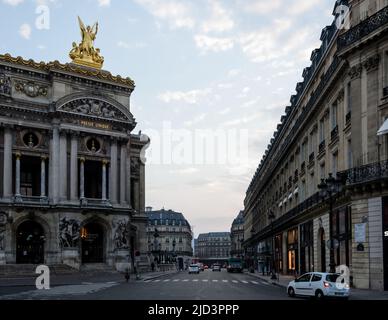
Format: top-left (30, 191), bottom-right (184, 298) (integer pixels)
top-left (212, 280), bottom-right (218, 282)
top-left (163, 279), bottom-right (170, 282)
top-left (261, 281), bottom-right (270, 286)
top-left (232, 280), bottom-right (239, 284)
top-left (241, 280), bottom-right (248, 284)
top-left (153, 280), bottom-right (161, 282)
top-left (222, 280), bottom-right (228, 283)
top-left (173, 279), bottom-right (180, 282)
top-left (251, 281), bottom-right (259, 285)
top-left (202, 279), bottom-right (208, 282)
top-left (183, 279), bottom-right (189, 282)
top-left (193, 279), bottom-right (199, 282)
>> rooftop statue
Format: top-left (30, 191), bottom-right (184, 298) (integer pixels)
top-left (69, 16), bottom-right (104, 69)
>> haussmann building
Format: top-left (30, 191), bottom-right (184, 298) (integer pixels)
top-left (243, 0), bottom-right (388, 291)
top-left (0, 18), bottom-right (150, 272)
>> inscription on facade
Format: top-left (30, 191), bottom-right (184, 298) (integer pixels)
top-left (80, 120), bottom-right (111, 130)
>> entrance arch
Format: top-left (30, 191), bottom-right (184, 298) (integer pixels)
top-left (317, 228), bottom-right (326, 272)
top-left (16, 221), bottom-right (45, 264)
top-left (81, 222), bottom-right (105, 263)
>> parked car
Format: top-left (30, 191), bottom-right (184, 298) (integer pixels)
top-left (198, 263), bottom-right (205, 271)
top-left (212, 264), bottom-right (221, 272)
top-left (287, 272), bottom-right (350, 300)
top-left (188, 264), bottom-right (200, 274)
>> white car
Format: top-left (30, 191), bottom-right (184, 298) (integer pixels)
top-left (188, 264), bottom-right (200, 274)
top-left (287, 272), bottom-right (350, 300)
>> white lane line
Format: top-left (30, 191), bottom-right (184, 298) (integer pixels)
top-left (251, 281), bottom-right (259, 285)
top-left (241, 280), bottom-right (248, 284)
top-left (212, 280), bottom-right (218, 282)
top-left (183, 279), bottom-right (189, 282)
top-left (202, 279), bottom-right (208, 282)
top-left (232, 280), bottom-right (238, 284)
top-left (261, 281), bottom-right (270, 286)
top-left (163, 279), bottom-right (170, 282)
top-left (193, 279), bottom-right (199, 282)
top-left (153, 280), bottom-right (161, 283)
top-left (173, 279), bottom-right (180, 282)
top-left (222, 280), bottom-right (228, 283)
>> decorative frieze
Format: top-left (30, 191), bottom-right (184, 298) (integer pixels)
top-left (0, 73), bottom-right (11, 96)
top-left (348, 64), bottom-right (363, 79)
top-left (14, 80), bottom-right (48, 98)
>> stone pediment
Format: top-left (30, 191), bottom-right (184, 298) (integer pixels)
top-left (56, 93), bottom-right (135, 124)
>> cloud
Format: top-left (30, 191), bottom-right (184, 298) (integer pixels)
top-left (98, 0), bottom-right (111, 6)
top-left (134, 0), bottom-right (195, 29)
top-left (289, 0), bottom-right (322, 15)
top-left (2, 0), bottom-right (24, 5)
top-left (194, 35), bottom-right (234, 54)
top-left (201, 1), bottom-right (235, 33)
top-left (242, 0), bottom-right (282, 15)
top-left (184, 113), bottom-right (207, 127)
top-left (19, 24), bottom-right (31, 40)
top-left (158, 88), bottom-right (212, 104)
top-left (170, 167), bottom-right (200, 174)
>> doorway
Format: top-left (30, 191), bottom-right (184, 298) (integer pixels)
top-left (16, 221), bottom-right (45, 264)
top-left (81, 223), bottom-right (104, 263)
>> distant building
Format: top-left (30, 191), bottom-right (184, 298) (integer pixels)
top-left (230, 211), bottom-right (244, 258)
top-left (196, 232), bottom-right (231, 265)
top-left (193, 238), bottom-right (198, 257)
top-left (146, 207), bottom-right (193, 265)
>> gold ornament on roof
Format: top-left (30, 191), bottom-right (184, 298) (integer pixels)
top-left (69, 17), bottom-right (104, 69)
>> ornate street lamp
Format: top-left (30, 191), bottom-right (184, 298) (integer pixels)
top-left (318, 173), bottom-right (342, 274)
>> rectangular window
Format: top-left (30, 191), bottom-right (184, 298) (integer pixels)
top-left (320, 164), bottom-right (325, 180)
top-left (347, 82), bottom-right (352, 113)
top-left (331, 104), bottom-right (338, 129)
top-left (347, 139), bottom-right (353, 168)
top-left (332, 152), bottom-right (338, 177)
top-left (319, 118), bottom-right (325, 143)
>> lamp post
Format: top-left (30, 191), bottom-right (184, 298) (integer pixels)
top-left (268, 210), bottom-right (277, 280)
top-left (318, 173), bottom-right (341, 274)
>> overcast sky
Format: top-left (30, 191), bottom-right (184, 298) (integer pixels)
top-left (0, 0), bottom-right (336, 237)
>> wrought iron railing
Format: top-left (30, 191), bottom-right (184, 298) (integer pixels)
top-left (309, 152), bottom-right (315, 164)
top-left (345, 111), bottom-right (351, 126)
top-left (82, 198), bottom-right (112, 207)
top-left (340, 160), bottom-right (388, 185)
top-left (383, 87), bottom-right (388, 97)
top-left (338, 6), bottom-right (388, 51)
top-left (319, 140), bottom-right (326, 154)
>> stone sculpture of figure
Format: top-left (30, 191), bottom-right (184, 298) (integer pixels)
top-left (59, 218), bottom-right (80, 248)
top-left (0, 74), bottom-right (11, 96)
top-left (113, 220), bottom-right (129, 249)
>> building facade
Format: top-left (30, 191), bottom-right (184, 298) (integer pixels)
top-left (243, 0), bottom-right (388, 291)
top-left (230, 211), bottom-right (244, 258)
top-left (146, 207), bottom-right (193, 265)
top-left (0, 26), bottom-right (149, 271)
top-left (196, 232), bottom-right (231, 265)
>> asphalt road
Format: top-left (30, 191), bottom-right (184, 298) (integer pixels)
top-left (0, 269), bottom-right (291, 300)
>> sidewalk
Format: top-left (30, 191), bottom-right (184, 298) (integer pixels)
top-left (245, 271), bottom-right (388, 300)
top-left (0, 269), bottom-right (179, 288)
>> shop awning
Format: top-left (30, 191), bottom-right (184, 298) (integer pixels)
top-left (378, 119), bottom-right (388, 136)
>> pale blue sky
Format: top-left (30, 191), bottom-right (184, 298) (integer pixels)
top-left (0, 0), bottom-right (336, 237)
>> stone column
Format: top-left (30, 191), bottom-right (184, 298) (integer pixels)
top-left (109, 139), bottom-right (118, 204)
top-left (120, 142), bottom-right (127, 205)
top-left (2, 126), bottom-right (13, 199)
top-left (80, 157), bottom-right (85, 200)
top-left (40, 156), bottom-right (46, 197)
top-left (49, 125), bottom-right (60, 203)
top-left (59, 131), bottom-right (68, 201)
top-left (15, 152), bottom-right (21, 198)
top-left (126, 147), bottom-right (132, 208)
top-left (102, 160), bottom-right (108, 201)
top-left (139, 162), bottom-right (145, 214)
top-left (70, 133), bottom-right (79, 201)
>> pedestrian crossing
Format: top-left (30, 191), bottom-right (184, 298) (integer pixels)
top-left (144, 278), bottom-right (269, 286)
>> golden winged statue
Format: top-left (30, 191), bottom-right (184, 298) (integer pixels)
top-left (69, 16), bottom-right (104, 69)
